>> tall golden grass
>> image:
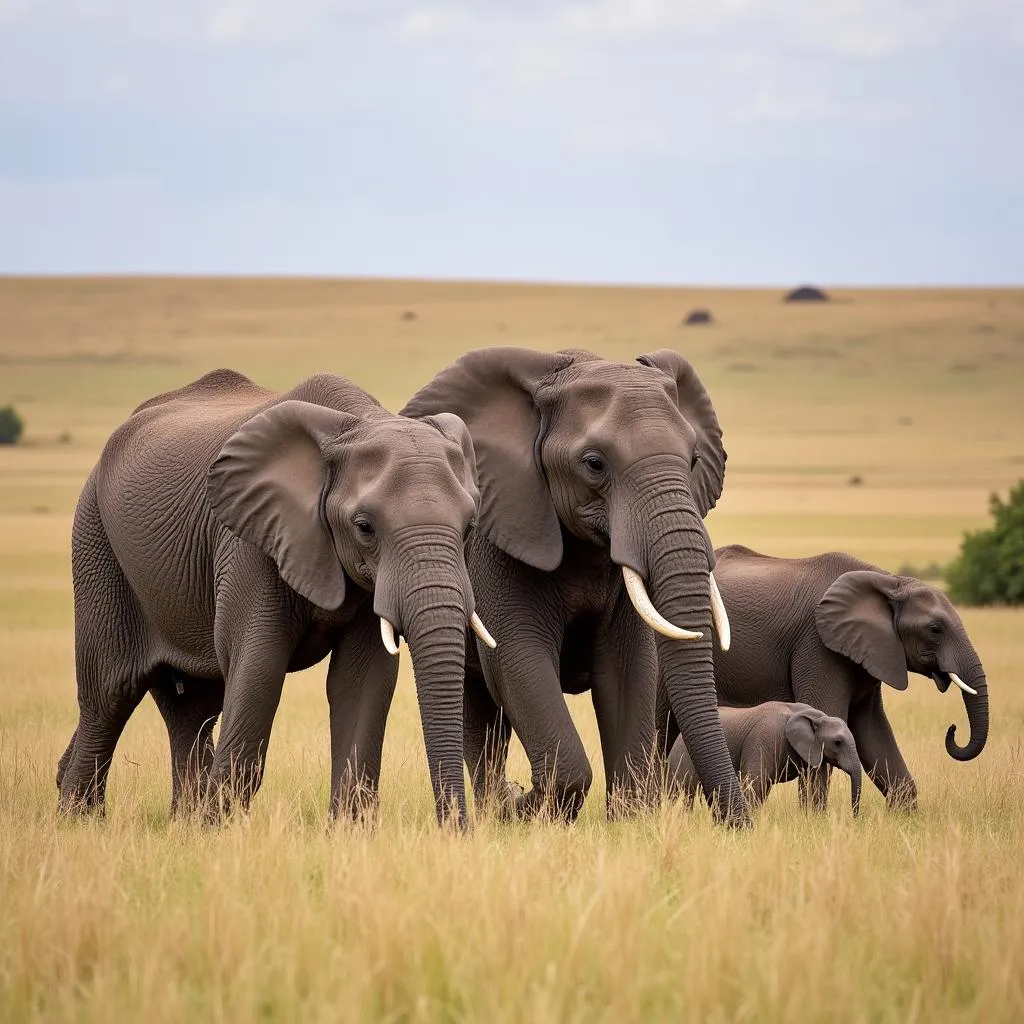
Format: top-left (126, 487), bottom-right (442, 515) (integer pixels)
top-left (1, 279), bottom-right (1023, 1021)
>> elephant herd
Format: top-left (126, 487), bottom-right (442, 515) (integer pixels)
top-left (55, 347), bottom-right (990, 830)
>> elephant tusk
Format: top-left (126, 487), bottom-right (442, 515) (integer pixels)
top-left (709, 571), bottom-right (731, 652)
top-left (380, 617), bottom-right (402, 656)
top-left (470, 612), bottom-right (497, 650)
top-left (621, 567), bottom-right (703, 641)
top-left (949, 672), bottom-right (978, 697)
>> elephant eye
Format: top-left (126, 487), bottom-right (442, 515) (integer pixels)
top-left (928, 621), bottom-right (943, 637)
top-left (582, 453), bottom-right (606, 475)
top-left (690, 448), bottom-right (701, 470)
top-left (352, 516), bottom-right (375, 540)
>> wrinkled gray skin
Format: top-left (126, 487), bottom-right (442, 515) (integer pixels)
top-left (56, 370), bottom-right (481, 827)
top-left (403, 347), bottom-right (749, 826)
top-left (668, 703), bottom-right (863, 814)
top-left (659, 545), bottom-right (990, 811)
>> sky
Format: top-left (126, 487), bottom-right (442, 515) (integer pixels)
top-left (0, 1), bottom-right (1022, 284)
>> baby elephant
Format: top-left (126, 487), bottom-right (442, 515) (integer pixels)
top-left (668, 703), bottom-right (863, 815)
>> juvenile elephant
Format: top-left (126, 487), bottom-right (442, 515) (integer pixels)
top-left (660, 545), bottom-right (990, 811)
top-left (57, 369), bottom-right (489, 827)
top-left (668, 703), bottom-right (863, 814)
top-left (403, 347), bottom-right (748, 826)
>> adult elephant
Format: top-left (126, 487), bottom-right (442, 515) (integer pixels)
top-left (670, 545), bottom-right (990, 810)
top-left (56, 369), bottom-right (489, 827)
top-left (403, 347), bottom-right (748, 826)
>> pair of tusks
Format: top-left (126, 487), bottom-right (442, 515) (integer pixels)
top-left (621, 567), bottom-right (731, 652)
top-left (380, 613), bottom-right (497, 656)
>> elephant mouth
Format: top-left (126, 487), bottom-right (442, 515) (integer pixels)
top-left (932, 671), bottom-right (977, 696)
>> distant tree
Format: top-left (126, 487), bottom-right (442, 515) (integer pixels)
top-left (0, 405), bottom-right (24, 445)
top-left (946, 480), bottom-right (1024, 605)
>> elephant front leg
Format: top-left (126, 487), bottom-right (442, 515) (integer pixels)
top-left (482, 627), bottom-right (592, 823)
top-left (849, 689), bottom-right (918, 811)
top-left (590, 589), bottom-right (660, 819)
top-left (207, 639), bottom-right (292, 820)
top-left (797, 764), bottom-right (833, 812)
top-left (463, 666), bottom-right (519, 819)
top-left (326, 608), bottom-right (400, 824)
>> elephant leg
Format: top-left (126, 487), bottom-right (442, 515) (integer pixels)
top-left (590, 589), bottom-right (659, 818)
top-left (326, 607), bottom-right (400, 823)
top-left (654, 681), bottom-right (681, 762)
top-left (59, 685), bottom-right (148, 813)
top-left (798, 764), bottom-right (833, 811)
top-left (206, 621), bottom-right (293, 819)
top-left (56, 729), bottom-right (77, 791)
top-left (61, 487), bottom-right (151, 813)
top-left (463, 666), bottom-right (517, 817)
top-left (849, 688), bottom-right (917, 810)
top-left (790, 648), bottom-right (850, 813)
top-left (150, 673), bottom-right (224, 817)
top-left (483, 628), bottom-right (592, 823)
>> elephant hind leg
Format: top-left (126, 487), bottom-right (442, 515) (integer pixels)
top-left (150, 672), bottom-right (224, 817)
top-left (62, 479), bottom-right (153, 813)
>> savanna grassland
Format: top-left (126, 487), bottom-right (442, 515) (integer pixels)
top-left (2, 278), bottom-right (1024, 1023)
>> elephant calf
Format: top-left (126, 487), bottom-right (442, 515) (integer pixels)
top-left (668, 703), bottom-right (863, 814)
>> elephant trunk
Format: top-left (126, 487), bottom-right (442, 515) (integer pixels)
top-left (944, 659), bottom-right (989, 762)
top-left (614, 470), bottom-right (749, 827)
top-left (837, 748), bottom-right (862, 816)
top-left (376, 531), bottom-right (471, 829)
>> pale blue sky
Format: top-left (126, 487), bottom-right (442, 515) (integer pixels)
top-left (1, 1), bottom-right (1021, 283)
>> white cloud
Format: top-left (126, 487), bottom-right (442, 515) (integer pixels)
top-left (399, 6), bottom-right (464, 38)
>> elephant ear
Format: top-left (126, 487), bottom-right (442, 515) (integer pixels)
top-left (815, 570), bottom-right (909, 690)
top-left (420, 412), bottom-right (480, 500)
top-left (636, 349), bottom-right (726, 517)
top-left (402, 347), bottom-right (574, 571)
top-left (208, 400), bottom-right (360, 610)
top-left (785, 711), bottom-right (824, 769)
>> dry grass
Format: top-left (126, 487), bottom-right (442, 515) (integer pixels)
top-left (1, 278), bottom-right (1023, 1022)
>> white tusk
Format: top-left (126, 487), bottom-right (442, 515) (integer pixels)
top-left (621, 567), bottom-right (703, 641)
top-left (380, 618), bottom-right (401, 656)
top-left (709, 571), bottom-right (731, 652)
top-left (470, 612), bottom-right (497, 650)
top-left (949, 672), bottom-right (977, 697)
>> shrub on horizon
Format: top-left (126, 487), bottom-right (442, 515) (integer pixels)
top-left (945, 479), bottom-right (1024, 605)
top-left (0, 405), bottom-right (24, 445)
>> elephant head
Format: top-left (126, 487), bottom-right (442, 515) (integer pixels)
top-left (402, 346), bottom-right (747, 823)
top-left (786, 705), bottom-right (863, 815)
top-left (207, 400), bottom-right (487, 826)
top-left (815, 571), bottom-right (989, 763)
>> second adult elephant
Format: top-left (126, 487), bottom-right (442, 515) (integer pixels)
top-left (665, 545), bottom-right (990, 810)
top-left (404, 347), bottom-right (748, 826)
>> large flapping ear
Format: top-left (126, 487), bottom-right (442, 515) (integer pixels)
top-left (784, 711), bottom-right (825, 769)
top-left (402, 347), bottom-right (574, 571)
top-left (420, 412), bottom-right (480, 498)
top-left (636, 350), bottom-right (726, 516)
top-left (815, 570), bottom-right (909, 690)
top-left (208, 400), bottom-right (360, 610)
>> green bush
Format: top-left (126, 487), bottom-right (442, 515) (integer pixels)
top-left (0, 405), bottom-right (24, 445)
top-left (946, 479), bottom-right (1024, 605)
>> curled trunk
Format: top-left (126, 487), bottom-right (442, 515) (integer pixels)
top-left (945, 661), bottom-right (989, 762)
